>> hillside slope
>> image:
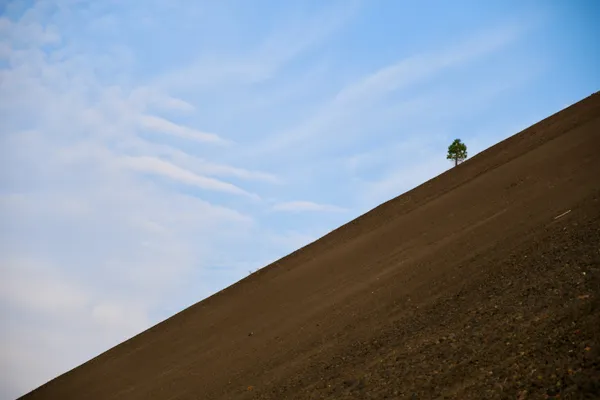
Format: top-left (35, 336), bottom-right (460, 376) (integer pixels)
top-left (22, 92), bottom-right (600, 399)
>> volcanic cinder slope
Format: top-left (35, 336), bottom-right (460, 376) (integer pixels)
top-left (21, 93), bottom-right (600, 399)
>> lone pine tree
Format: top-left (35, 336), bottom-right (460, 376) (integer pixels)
top-left (447, 138), bottom-right (468, 166)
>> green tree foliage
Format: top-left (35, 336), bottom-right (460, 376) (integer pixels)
top-left (447, 138), bottom-right (468, 166)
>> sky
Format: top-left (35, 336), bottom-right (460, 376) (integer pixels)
top-left (0, 0), bottom-right (598, 398)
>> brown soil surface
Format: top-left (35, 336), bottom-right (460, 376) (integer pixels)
top-left (21, 92), bottom-right (600, 400)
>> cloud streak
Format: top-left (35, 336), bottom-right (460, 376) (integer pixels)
top-left (272, 200), bottom-right (347, 213)
top-left (251, 24), bottom-right (523, 158)
top-left (122, 139), bottom-right (281, 184)
top-left (139, 115), bottom-right (227, 144)
top-left (154, 0), bottom-right (361, 91)
top-left (120, 155), bottom-right (258, 198)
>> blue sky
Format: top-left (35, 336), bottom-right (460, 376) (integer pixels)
top-left (0, 0), bottom-right (598, 398)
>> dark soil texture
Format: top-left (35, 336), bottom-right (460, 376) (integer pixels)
top-left (20, 92), bottom-right (600, 400)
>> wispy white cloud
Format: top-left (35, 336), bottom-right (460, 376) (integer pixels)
top-left (154, 0), bottom-right (360, 91)
top-left (251, 24), bottom-right (523, 158)
top-left (130, 87), bottom-right (195, 113)
top-left (272, 200), bottom-right (347, 213)
top-left (197, 163), bottom-right (279, 184)
top-left (122, 139), bottom-right (281, 184)
top-left (120, 155), bottom-right (258, 198)
top-left (332, 27), bottom-right (521, 107)
top-left (139, 115), bottom-right (227, 144)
